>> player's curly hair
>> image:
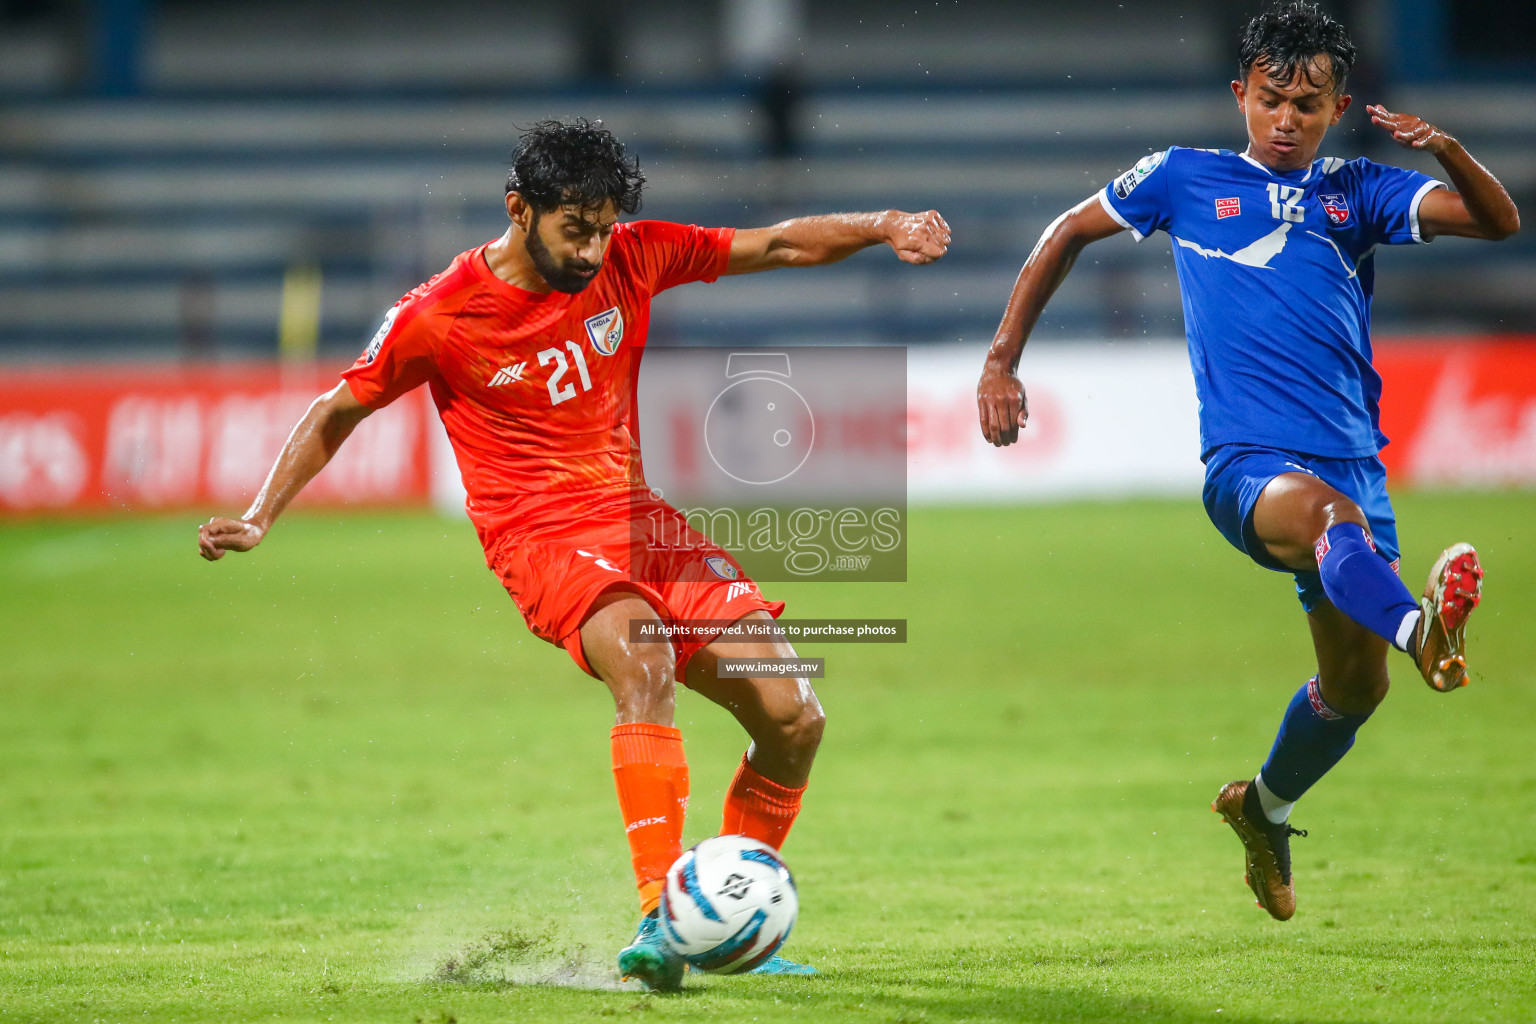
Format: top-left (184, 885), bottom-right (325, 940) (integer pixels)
top-left (505, 118), bottom-right (645, 215)
top-left (1239, 2), bottom-right (1356, 93)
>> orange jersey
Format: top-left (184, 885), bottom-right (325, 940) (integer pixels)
top-left (341, 221), bottom-right (733, 543)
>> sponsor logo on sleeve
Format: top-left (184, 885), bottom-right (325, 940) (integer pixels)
top-left (1112, 150), bottom-right (1165, 200)
top-left (584, 306), bottom-right (625, 356)
top-left (1215, 197), bottom-right (1241, 219)
top-left (363, 305), bottom-right (400, 364)
top-left (1320, 193), bottom-right (1350, 226)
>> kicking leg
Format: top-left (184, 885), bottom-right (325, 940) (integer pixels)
top-left (686, 610), bottom-right (825, 850)
top-left (685, 610), bottom-right (823, 975)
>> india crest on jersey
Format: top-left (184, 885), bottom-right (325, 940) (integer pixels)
top-left (704, 556), bottom-right (740, 580)
top-left (584, 306), bottom-right (625, 356)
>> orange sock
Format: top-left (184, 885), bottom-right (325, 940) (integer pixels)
top-left (611, 723), bottom-right (689, 915)
top-left (720, 753), bottom-right (806, 851)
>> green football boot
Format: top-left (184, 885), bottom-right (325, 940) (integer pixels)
top-left (617, 912), bottom-right (686, 992)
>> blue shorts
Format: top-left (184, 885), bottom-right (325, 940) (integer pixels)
top-left (1201, 443), bottom-right (1401, 612)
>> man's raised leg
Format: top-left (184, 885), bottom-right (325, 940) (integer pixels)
top-left (1252, 472), bottom-right (1483, 690)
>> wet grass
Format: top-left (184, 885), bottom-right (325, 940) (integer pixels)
top-left (2, 494), bottom-right (1533, 1022)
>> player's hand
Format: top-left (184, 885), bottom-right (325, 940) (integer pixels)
top-left (198, 516), bottom-right (266, 561)
top-left (885, 210), bottom-right (950, 264)
top-left (1368, 105), bottom-right (1455, 155)
top-left (976, 365), bottom-right (1029, 446)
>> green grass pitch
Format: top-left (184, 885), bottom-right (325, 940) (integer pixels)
top-left (3, 494), bottom-right (1534, 1023)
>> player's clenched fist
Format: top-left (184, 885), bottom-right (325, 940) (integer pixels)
top-left (198, 516), bottom-right (265, 561)
top-left (886, 210), bottom-right (951, 264)
top-left (1367, 105), bottom-right (1453, 155)
top-left (975, 365), bottom-right (1029, 447)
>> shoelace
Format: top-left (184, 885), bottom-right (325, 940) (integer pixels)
top-left (1268, 823), bottom-right (1307, 884)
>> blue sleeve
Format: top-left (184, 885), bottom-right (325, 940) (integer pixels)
top-left (1349, 158), bottom-right (1444, 246)
top-left (1100, 149), bottom-right (1174, 241)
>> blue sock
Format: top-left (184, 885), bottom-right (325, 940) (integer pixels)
top-left (1315, 522), bottom-right (1419, 651)
top-left (1259, 677), bottom-right (1373, 802)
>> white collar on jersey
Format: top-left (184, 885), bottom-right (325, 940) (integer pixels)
top-left (1235, 151), bottom-right (1349, 181)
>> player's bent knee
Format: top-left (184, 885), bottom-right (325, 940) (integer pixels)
top-left (606, 645), bottom-right (678, 719)
top-left (1315, 495), bottom-right (1366, 537)
top-left (795, 702), bottom-right (827, 751)
top-left (777, 696), bottom-right (826, 759)
top-left (1321, 664), bottom-right (1390, 714)
top-left (1352, 665), bottom-right (1391, 709)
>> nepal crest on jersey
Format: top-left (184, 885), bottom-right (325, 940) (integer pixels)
top-left (584, 306), bottom-right (625, 356)
top-left (1320, 193), bottom-right (1351, 226)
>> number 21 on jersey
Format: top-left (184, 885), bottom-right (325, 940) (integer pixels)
top-left (539, 340), bottom-right (594, 406)
top-left (1267, 183), bottom-right (1305, 223)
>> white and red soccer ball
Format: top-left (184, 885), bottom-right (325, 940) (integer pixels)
top-left (658, 835), bottom-right (798, 974)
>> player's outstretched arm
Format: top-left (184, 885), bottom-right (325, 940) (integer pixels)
top-left (197, 382), bottom-right (373, 561)
top-left (977, 196), bottom-right (1124, 447)
top-left (1368, 105), bottom-right (1521, 241)
top-left (724, 210), bottom-right (950, 274)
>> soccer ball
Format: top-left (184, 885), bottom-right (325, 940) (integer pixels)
top-left (658, 835), bottom-right (798, 974)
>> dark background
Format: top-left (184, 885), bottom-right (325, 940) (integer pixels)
top-left (0, 0), bottom-right (1531, 361)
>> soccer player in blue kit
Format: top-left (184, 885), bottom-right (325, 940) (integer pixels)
top-left (976, 2), bottom-right (1519, 921)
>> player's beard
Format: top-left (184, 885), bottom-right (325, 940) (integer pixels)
top-left (525, 217), bottom-right (601, 293)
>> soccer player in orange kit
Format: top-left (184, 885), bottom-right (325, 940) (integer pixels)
top-left (198, 118), bottom-right (949, 989)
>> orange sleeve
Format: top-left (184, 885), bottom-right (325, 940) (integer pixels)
top-left (340, 292), bottom-right (443, 409)
top-left (624, 220), bottom-right (735, 294)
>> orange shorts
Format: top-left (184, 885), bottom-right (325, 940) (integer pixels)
top-left (477, 493), bottom-right (783, 680)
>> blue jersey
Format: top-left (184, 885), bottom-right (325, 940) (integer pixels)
top-left (1100, 146), bottom-right (1443, 458)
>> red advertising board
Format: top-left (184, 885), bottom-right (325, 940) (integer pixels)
top-left (0, 365), bottom-right (432, 515)
top-left (2, 339), bottom-right (1534, 516)
top-left (1375, 338), bottom-right (1536, 487)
